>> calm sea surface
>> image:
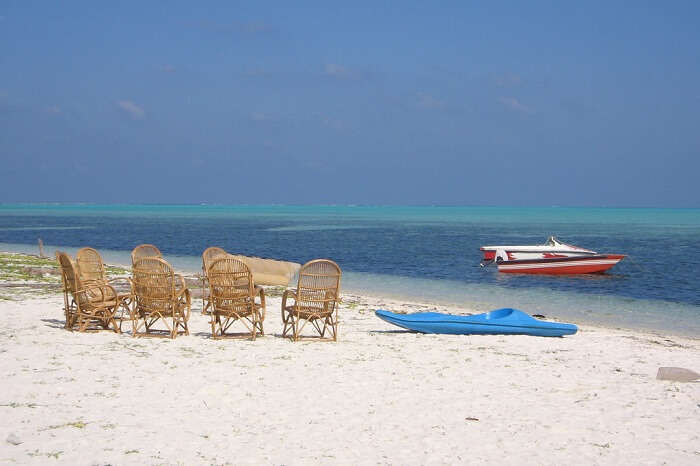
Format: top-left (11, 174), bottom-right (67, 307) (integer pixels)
top-left (1, 204), bottom-right (699, 336)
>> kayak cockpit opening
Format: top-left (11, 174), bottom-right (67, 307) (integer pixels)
top-left (484, 308), bottom-right (515, 320)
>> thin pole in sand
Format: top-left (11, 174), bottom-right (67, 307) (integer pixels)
top-left (38, 238), bottom-right (46, 258)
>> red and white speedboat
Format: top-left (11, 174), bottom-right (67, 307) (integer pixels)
top-left (480, 236), bottom-right (625, 274)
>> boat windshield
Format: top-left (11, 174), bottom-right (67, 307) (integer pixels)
top-left (544, 236), bottom-right (560, 247)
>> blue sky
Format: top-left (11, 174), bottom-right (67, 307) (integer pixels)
top-left (1, 1), bottom-right (699, 206)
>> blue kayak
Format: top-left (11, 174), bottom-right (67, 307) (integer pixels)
top-left (375, 308), bottom-right (577, 337)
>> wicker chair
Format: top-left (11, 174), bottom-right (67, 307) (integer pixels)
top-left (131, 244), bottom-right (162, 266)
top-left (281, 259), bottom-right (341, 341)
top-left (201, 247), bottom-right (228, 315)
top-left (76, 247), bottom-right (133, 331)
top-left (56, 251), bottom-right (76, 329)
top-left (207, 257), bottom-right (265, 339)
top-left (75, 247), bottom-right (107, 285)
top-left (56, 251), bottom-right (77, 329)
top-left (55, 251), bottom-right (121, 333)
top-left (130, 257), bottom-right (190, 338)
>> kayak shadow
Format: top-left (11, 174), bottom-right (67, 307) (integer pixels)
top-left (371, 329), bottom-right (418, 334)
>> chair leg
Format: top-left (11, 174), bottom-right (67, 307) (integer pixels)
top-left (251, 314), bottom-right (257, 341)
top-left (328, 315), bottom-right (337, 341)
top-left (201, 276), bottom-right (206, 315)
top-left (292, 316), bottom-right (300, 342)
top-left (178, 311), bottom-right (188, 337)
top-left (256, 310), bottom-right (264, 336)
top-left (281, 309), bottom-right (291, 337)
top-left (131, 312), bottom-right (138, 337)
top-left (108, 313), bottom-right (120, 334)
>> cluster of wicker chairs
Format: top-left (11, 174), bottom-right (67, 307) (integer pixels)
top-left (55, 244), bottom-right (342, 341)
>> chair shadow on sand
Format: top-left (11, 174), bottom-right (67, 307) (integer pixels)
top-left (193, 331), bottom-right (267, 339)
top-left (41, 318), bottom-right (67, 329)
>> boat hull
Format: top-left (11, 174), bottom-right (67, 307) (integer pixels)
top-left (375, 308), bottom-right (577, 337)
top-left (497, 254), bottom-right (625, 274)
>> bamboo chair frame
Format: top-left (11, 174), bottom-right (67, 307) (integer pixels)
top-left (281, 259), bottom-right (341, 342)
top-left (207, 257), bottom-right (265, 340)
top-left (131, 244), bottom-right (162, 266)
top-left (56, 251), bottom-right (76, 329)
top-left (130, 257), bottom-right (191, 339)
top-left (76, 247), bottom-right (133, 331)
top-left (201, 246), bottom-right (228, 315)
top-left (55, 251), bottom-right (121, 333)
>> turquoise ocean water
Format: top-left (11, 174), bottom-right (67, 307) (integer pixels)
top-left (1, 204), bottom-right (699, 336)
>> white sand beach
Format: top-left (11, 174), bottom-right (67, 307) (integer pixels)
top-left (1, 285), bottom-right (699, 465)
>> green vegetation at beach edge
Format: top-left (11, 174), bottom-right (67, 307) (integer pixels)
top-left (0, 251), bottom-right (132, 300)
top-left (0, 251), bottom-right (287, 302)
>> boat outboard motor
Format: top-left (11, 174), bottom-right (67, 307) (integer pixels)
top-left (495, 248), bottom-right (509, 263)
top-left (480, 248), bottom-right (511, 267)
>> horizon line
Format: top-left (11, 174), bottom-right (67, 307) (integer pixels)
top-left (1, 202), bottom-right (699, 210)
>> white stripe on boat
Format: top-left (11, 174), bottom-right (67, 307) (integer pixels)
top-left (498, 259), bottom-right (620, 270)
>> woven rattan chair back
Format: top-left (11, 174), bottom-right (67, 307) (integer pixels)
top-left (202, 247), bottom-right (227, 273)
top-left (296, 259), bottom-right (342, 315)
top-left (200, 247), bottom-right (227, 315)
top-left (132, 257), bottom-right (176, 315)
top-left (56, 251), bottom-right (81, 295)
top-left (56, 251), bottom-right (77, 328)
top-left (131, 244), bottom-right (162, 266)
top-left (208, 257), bottom-right (255, 311)
top-left (76, 247), bottom-right (107, 285)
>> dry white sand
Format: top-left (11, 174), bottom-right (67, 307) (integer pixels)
top-left (0, 293), bottom-right (698, 465)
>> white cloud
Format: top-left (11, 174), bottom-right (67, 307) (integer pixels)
top-left (116, 100), bottom-right (145, 120)
top-left (498, 97), bottom-right (532, 114)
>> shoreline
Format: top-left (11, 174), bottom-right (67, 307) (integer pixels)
top-left (1, 245), bottom-right (699, 339)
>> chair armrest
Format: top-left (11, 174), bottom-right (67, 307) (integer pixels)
top-left (182, 288), bottom-right (191, 320)
top-left (323, 290), bottom-right (341, 311)
top-left (174, 274), bottom-right (188, 292)
top-left (173, 287), bottom-right (191, 321)
top-left (281, 289), bottom-right (296, 310)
